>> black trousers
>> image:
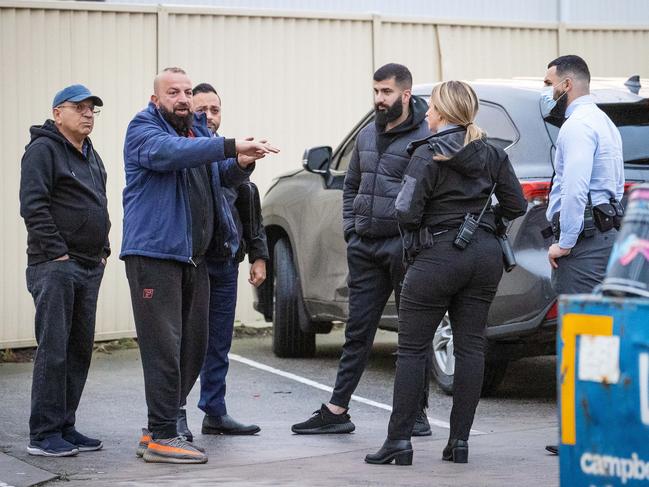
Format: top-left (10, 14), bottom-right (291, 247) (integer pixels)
top-left (125, 256), bottom-right (209, 439)
top-left (330, 234), bottom-right (429, 410)
top-left (26, 259), bottom-right (104, 441)
top-left (387, 230), bottom-right (503, 441)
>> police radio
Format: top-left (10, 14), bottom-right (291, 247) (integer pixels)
top-left (453, 183), bottom-right (497, 250)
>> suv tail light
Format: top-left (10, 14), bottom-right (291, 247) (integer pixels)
top-left (544, 301), bottom-right (558, 321)
top-left (520, 180), bottom-right (551, 206)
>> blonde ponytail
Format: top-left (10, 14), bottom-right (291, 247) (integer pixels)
top-left (429, 81), bottom-right (484, 149)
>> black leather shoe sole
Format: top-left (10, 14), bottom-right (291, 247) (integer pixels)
top-left (202, 425), bottom-right (260, 436)
top-left (291, 422), bottom-right (355, 435)
top-left (443, 439), bottom-right (469, 463)
top-left (545, 445), bottom-right (559, 455)
top-left (365, 449), bottom-right (413, 465)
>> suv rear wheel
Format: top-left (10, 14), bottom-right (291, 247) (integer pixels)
top-left (431, 315), bottom-right (509, 397)
top-left (272, 238), bottom-right (316, 358)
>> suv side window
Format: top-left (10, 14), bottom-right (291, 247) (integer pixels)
top-left (332, 113), bottom-right (374, 174)
top-left (334, 134), bottom-right (357, 173)
top-left (475, 101), bottom-right (519, 151)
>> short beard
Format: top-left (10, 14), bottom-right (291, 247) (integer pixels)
top-left (159, 105), bottom-right (194, 136)
top-left (374, 99), bottom-right (404, 126)
top-left (550, 93), bottom-right (568, 119)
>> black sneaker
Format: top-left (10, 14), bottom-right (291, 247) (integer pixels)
top-left (27, 435), bottom-right (79, 457)
top-left (63, 430), bottom-right (103, 452)
top-left (412, 410), bottom-right (432, 437)
top-left (545, 444), bottom-right (559, 455)
top-left (291, 404), bottom-right (355, 434)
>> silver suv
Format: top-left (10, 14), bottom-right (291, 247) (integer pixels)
top-left (256, 79), bottom-right (649, 394)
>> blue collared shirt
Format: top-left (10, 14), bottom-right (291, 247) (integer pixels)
top-left (546, 95), bottom-right (625, 248)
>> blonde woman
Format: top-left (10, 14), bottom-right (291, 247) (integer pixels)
top-left (365, 81), bottom-right (526, 466)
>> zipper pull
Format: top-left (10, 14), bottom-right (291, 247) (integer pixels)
top-left (188, 257), bottom-right (197, 267)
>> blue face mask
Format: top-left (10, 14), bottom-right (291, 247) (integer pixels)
top-left (540, 80), bottom-right (568, 118)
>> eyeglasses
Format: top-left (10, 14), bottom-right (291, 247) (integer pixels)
top-left (56, 102), bottom-right (101, 116)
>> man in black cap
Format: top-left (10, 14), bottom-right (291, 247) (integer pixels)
top-left (20, 84), bottom-right (110, 457)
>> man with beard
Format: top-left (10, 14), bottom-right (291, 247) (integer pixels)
top-left (190, 82), bottom-right (267, 438)
top-left (292, 63), bottom-right (432, 436)
top-left (541, 55), bottom-right (624, 455)
top-left (121, 67), bottom-right (278, 464)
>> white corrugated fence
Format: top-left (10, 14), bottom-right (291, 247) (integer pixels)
top-left (1, 0), bottom-right (648, 347)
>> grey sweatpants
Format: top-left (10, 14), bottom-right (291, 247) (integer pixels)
top-left (551, 229), bottom-right (617, 295)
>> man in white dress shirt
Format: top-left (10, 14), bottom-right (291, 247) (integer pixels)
top-left (542, 54), bottom-right (625, 455)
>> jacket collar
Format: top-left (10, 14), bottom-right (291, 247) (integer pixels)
top-left (565, 94), bottom-right (595, 118)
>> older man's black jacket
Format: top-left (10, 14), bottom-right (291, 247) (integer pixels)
top-left (20, 120), bottom-right (111, 267)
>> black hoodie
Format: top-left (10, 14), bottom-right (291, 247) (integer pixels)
top-left (395, 127), bottom-right (526, 232)
top-left (19, 120), bottom-right (111, 267)
top-left (342, 95), bottom-right (431, 239)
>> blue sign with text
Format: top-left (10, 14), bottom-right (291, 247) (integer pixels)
top-left (559, 295), bottom-right (649, 486)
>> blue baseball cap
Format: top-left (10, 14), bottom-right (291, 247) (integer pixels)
top-left (52, 84), bottom-right (103, 108)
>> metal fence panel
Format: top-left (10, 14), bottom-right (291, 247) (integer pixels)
top-left (0, 3), bottom-right (157, 347)
top-left (1, 1), bottom-right (648, 346)
top-left (161, 9), bottom-right (374, 321)
top-left (436, 24), bottom-right (559, 80)
top-left (564, 27), bottom-right (649, 77)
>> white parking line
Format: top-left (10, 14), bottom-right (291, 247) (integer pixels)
top-left (229, 353), bottom-right (485, 434)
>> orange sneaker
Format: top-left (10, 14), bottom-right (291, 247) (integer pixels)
top-left (136, 428), bottom-right (151, 457)
top-left (143, 436), bottom-right (208, 464)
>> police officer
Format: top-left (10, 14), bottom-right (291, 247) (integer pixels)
top-left (542, 55), bottom-right (625, 455)
top-left (365, 80), bottom-right (526, 466)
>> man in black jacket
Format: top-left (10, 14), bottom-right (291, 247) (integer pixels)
top-left (292, 64), bottom-right (432, 435)
top-left (187, 83), bottom-right (268, 438)
top-left (20, 84), bottom-right (110, 457)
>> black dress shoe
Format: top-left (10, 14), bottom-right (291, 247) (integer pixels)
top-left (545, 444), bottom-right (559, 455)
top-left (412, 410), bottom-right (432, 437)
top-left (365, 439), bottom-right (413, 465)
top-left (442, 439), bottom-right (468, 463)
top-left (202, 414), bottom-right (261, 435)
top-left (177, 409), bottom-right (193, 442)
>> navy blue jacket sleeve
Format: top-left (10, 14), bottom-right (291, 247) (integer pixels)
top-left (218, 157), bottom-right (254, 189)
top-left (125, 112), bottom-right (236, 172)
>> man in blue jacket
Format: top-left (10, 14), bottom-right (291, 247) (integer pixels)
top-left (121, 67), bottom-right (277, 464)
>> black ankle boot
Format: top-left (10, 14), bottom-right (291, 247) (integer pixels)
top-left (365, 439), bottom-right (413, 465)
top-left (442, 439), bottom-right (468, 463)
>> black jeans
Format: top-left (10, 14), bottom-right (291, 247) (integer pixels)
top-left (387, 230), bottom-right (503, 441)
top-left (330, 234), bottom-right (429, 410)
top-left (26, 259), bottom-right (104, 441)
top-left (125, 256), bottom-right (209, 439)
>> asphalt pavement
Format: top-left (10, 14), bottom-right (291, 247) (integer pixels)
top-left (0, 327), bottom-right (559, 487)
